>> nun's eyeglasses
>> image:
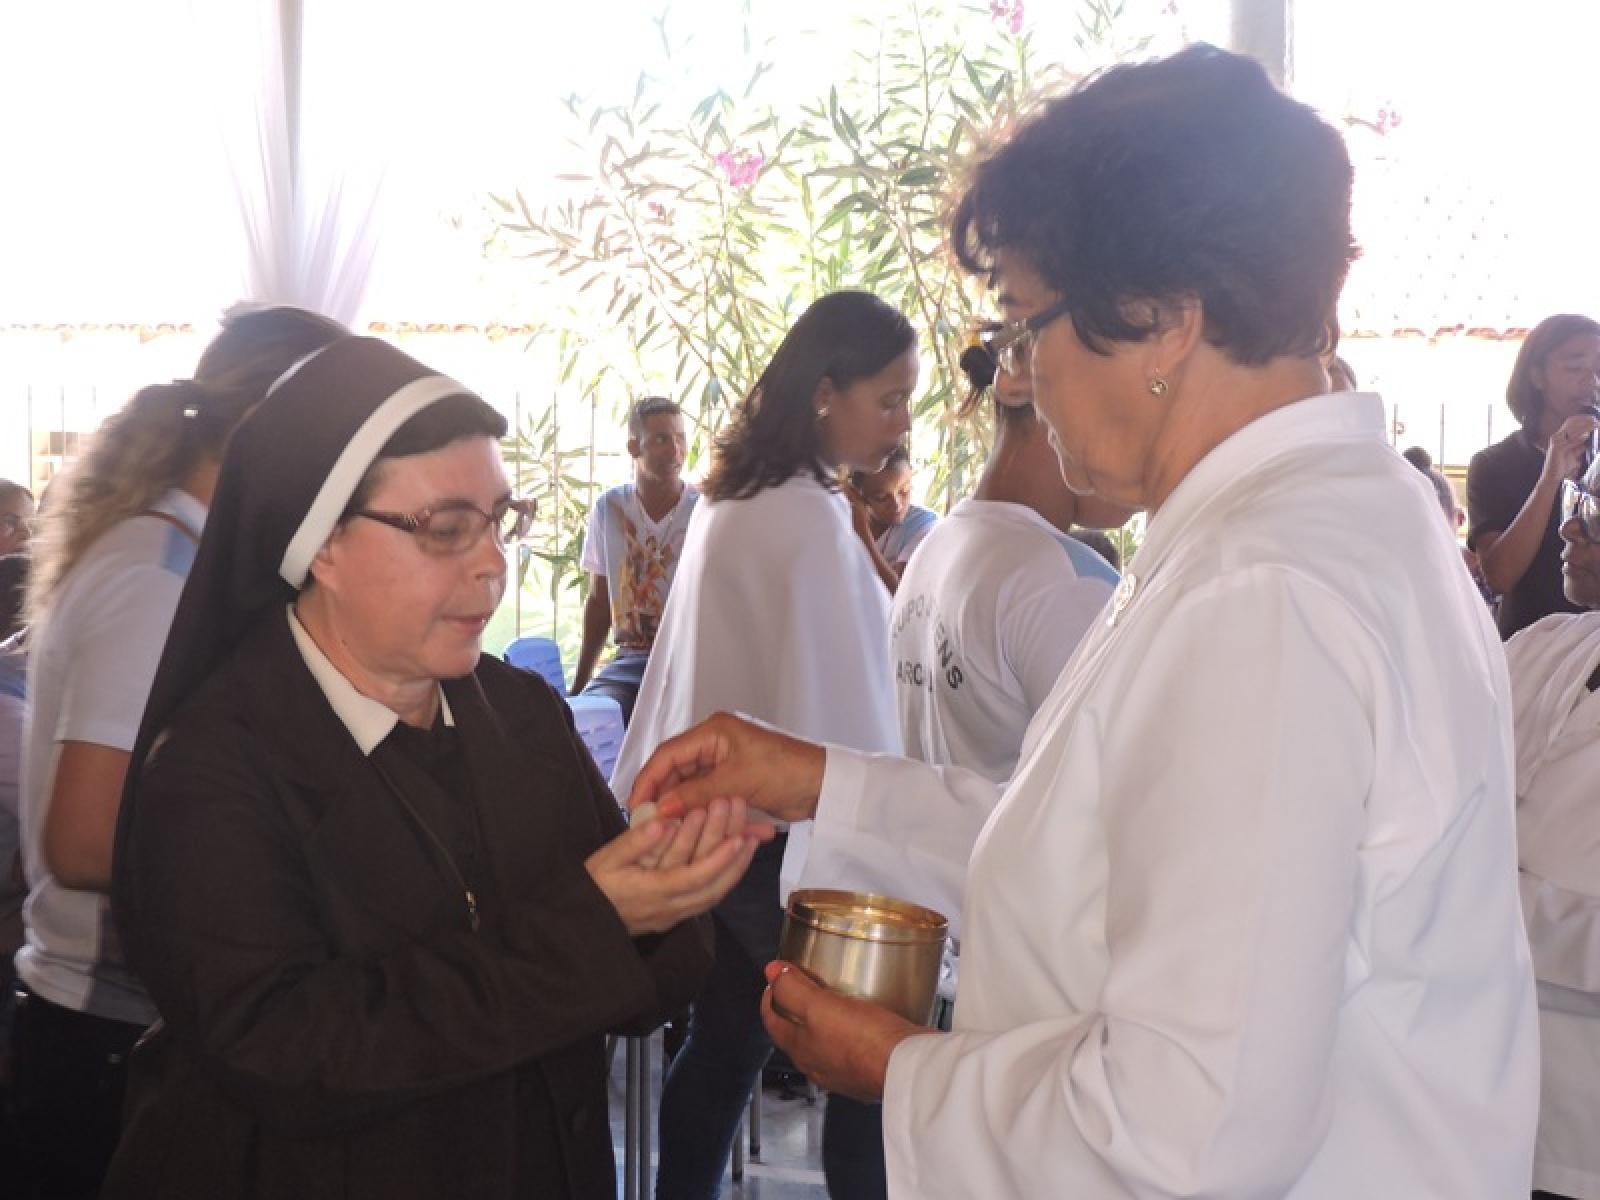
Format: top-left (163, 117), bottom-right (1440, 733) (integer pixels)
top-left (352, 496), bottom-right (537, 555)
top-left (1561, 479), bottom-right (1600, 544)
top-left (983, 298), bottom-right (1072, 377)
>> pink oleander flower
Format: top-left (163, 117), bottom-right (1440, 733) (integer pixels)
top-left (714, 148), bottom-right (764, 189)
top-left (991, 0), bottom-right (1024, 34)
top-left (1375, 104), bottom-right (1403, 135)
top-left (1341, 101), bottom-right (1405, 140)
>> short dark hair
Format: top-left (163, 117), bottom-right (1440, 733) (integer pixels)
top-left (1506, 314), bottom-right (1600, 427)
top-left (850, 443), bottom-right (912, 492)
top-left (628, 396), bottom-right (682, 441)
top-left (1401, 446), bottom-right (1433, 471)
top-left (950, 44), bottom-right (1356, 365)
top-left (703, 291), bottom-right (916, 502)
top-left (1400, 448), bottom-right (1457, 522)
top-left (0, 553), bottom-right (29, 639)
top-left (343, 393), bottom-right (509, 516)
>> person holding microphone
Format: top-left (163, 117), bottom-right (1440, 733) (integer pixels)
top-left (1467, 314), bottom-right (1600, 639)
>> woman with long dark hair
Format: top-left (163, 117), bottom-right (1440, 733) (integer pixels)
top-left (612, 289), bottom-right (916, 1199)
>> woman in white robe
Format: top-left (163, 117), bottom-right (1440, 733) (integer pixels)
top-left (1506, 451), bottom-right (1600, 1200)
top-left (625, 46), bottom-right (1539, 1199)
top-left (612, 290), bottom-right (915, 1199)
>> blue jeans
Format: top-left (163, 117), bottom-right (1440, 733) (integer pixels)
top-left (655, 837), bottom-right (785, 1200)
top-left (581, 650), bottom-right (649, 725)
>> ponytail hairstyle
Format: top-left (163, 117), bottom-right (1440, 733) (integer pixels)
top-left (703, 291), bottom-right (916, 502)
top-left (28, 306), bottom-right (349, 621)
top-left (955, 320), bottom-right (1035, 429)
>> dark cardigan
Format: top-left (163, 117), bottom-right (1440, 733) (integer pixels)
top-left (104, 612), bottom-right (710, 1199)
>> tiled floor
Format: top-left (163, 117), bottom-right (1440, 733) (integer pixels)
top-left (608, 1032), bottom-right (829, 1198)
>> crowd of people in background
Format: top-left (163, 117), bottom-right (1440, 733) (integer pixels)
top-left (1469, 315), bottom-right (1600, 639)
top-left (1, 38), bottom-right (1599, 1200)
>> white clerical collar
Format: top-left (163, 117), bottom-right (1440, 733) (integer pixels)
top-left (286, 606), bottom-right (454, 756)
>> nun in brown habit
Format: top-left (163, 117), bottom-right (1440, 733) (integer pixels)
top-left (102, 338), bottom-right (763, 1199)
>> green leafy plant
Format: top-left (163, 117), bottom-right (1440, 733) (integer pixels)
top-left (486, 393), bottom-right (607, 660)
top-left (495, 2), bottom-right (1078, 494)
top-left (487, 0), bottom-right (1182, 654)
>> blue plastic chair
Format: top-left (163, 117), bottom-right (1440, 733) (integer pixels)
top-left (503, 636), bottom-right (566, 692)
top-left (567, 693), bottom-right (625, 780)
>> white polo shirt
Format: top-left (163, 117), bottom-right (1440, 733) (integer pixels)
top-left (890, 500), bottom-right (1116, 783)
top-left (18, 490), bottom-right (204, 1023)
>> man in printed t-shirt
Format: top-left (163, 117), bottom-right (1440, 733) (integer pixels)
top-left (571, 397), bottom-right (699, 724)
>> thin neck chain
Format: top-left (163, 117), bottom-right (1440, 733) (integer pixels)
top-left (633, 484), bottom-right (685, 540)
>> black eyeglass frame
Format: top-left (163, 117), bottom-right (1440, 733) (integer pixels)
top-left (351, 496), bottom-right (537, 555)
top-left (1560, 478), bottom-right (1600, 544)
top-left (982, 298), bottom-right (1073, 377)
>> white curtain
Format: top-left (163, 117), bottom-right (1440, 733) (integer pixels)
top-left (189, 0), bottom-right (402, 327)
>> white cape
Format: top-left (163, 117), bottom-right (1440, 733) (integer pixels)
top-left (611, 473), bottom-right (900, 897)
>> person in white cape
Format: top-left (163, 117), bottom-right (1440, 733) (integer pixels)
top-left (610, 290), bottom-right (916, 1200)
top-left (625, 46), bottom-right (1539, 1200)
top-left (1506, 450), bottom-right (1600, 1200)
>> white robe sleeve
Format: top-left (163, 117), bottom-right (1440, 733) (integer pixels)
top-left (1506, 613), bottom-right (1600, 995)
top-left (806, 747), bottom-right (1002, 939)
top-left (881, 569), bottom-right (1376, 1198)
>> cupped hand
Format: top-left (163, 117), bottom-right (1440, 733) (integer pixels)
top-left (624, 712), bottom-right (826, 825)
top-left (652, 795), bottom-right (775, 871)
top-left (586, 797), bottom-right (767, 935)
top-left (759, 960), bottom-right (927, 1103)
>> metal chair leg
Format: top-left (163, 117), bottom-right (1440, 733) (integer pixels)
top-left (637, 1036), bottom-right (653, 1200)
top-left (731, 1112), bottom-right (747, 1181)
top-left (623, 1037), bottom-right (641, 1200)
top-left (748, 1084), bottom-right (762, 1157)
